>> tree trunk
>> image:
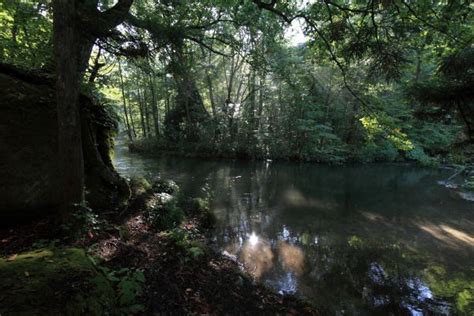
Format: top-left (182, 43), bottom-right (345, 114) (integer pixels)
top-left (137, 87), bottom-right (147, 138)
top-left (143, 88), bottom-right (152, 137)
top-left (118, 60), bottom-right (133, 141)
top-left (53, 0), bottom-right (85, 214)
top-left (164, 74), bottom-right (170, 117)
top-left (247, 70), bottom-right (257, 144)
top-left (148, 74), bottom-right (160, 137)
top-left (128, 94), bottom-right (137, 139)
top-left (204, 51), bottom-right (217, 118)
top-left (257, 74), bottom-right (264, 132)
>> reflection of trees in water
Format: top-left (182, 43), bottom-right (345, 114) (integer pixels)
top-left (300, 237), bottom-right (455, 315)
top-left (114, 150), bottom-right (474, 314)
top-left (202, 160), bottom-right (473, 314)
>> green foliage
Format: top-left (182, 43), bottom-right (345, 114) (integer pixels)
top-left (167, 228), bottom-right (207, 263)
top-left (406, 146), bottom-right (439, 167)
top-left (424, 265), bottom-right (474, 314)
top-left (147, 194), bottom-right (184, 231)
top-left (410, 122), bottom-right (460, 154)
top-left (129, 176), bottom-right (152, 197)
top-left (1, 0), bottom-right (470, 165)
top-left (95, 265), bottom-right (146, 315)
top-left (100, 0), bottom-right (470, 165)
top-left (462, 176), bottom-right (474, 191)
top-left (0, 1), bottom-right (52, 68)
top-left (153, 179), bottom-right (180, 195)
top-left (181, 197), bottom-right (216, 228)
top-left (59, 205), bottom-right (105, 241)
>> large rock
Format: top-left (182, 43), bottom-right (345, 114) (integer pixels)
top-left (0, 248), bottom-right (116, 315)
top-left (0, 63), bottom-right (130, 223)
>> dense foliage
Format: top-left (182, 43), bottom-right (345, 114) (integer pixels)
top-left (1, 0), bottom-right (472, 165)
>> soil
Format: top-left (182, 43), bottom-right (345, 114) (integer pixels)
top-left (0, 183), bottom-right (318, 315)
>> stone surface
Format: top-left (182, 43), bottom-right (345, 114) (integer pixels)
top-left (0, 63), bottom-right (130, 223)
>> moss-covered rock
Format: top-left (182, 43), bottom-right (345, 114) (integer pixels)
top-left (0, 248), bottom-right (116, 315)
top-left (181, 197), bottom-right (216, 229)
top-left (0, 63), bottom-right (130, 223)
top-left (129, 177), bottom-right (152, 197)
top-left (152, 179), bottom-right (179, 195)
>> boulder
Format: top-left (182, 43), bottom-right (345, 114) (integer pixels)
top-left (0, 63), bottom-right (130, 223)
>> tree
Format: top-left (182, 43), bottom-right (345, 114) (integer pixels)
top-left (52, 0), bottom-right (133, 214)
top-left (53, 0), bottom-right (84, 214)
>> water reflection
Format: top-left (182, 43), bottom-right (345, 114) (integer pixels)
top-left (224, 231), bottom-right (305, 281)
top-left (277, 241), bottom-right (304, 276)
top-left (114, 143), bottom-right (474, 314)
top-left (239, 233), bottom-right (273, 278)
top-left (419, 223), bottom-right (474, 248)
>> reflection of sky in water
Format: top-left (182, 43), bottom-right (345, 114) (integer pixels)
top-left (114, 138), bottom-right (474, 314)
top-left (274, 272), bottom-right (298, 295)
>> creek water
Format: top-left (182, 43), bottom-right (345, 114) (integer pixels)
top-left (114, 139), bottom-right (474, 315)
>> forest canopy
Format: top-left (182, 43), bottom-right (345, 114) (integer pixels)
top-left (0, 0), bottom-right (472, 166)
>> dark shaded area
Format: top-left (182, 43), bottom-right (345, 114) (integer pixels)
top-left (0, 63), bottom-right (130, 223)
top-left (113, 146), bottom-right (474, 314)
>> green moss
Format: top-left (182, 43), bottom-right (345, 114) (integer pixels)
top-left (0, 248), bottom-right (116, 315)
top-left (424, 265), bottom-right (474, 314)
top-left (129, 176), bottom-right (152, 197)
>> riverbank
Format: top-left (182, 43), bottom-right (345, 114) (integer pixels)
top-left (0, 176), bottom-right (318, 315)
top-left (128, 137), bottom-right (474, 166)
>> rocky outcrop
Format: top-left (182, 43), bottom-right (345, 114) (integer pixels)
top-left (0, 63), bottom-right (130, 223)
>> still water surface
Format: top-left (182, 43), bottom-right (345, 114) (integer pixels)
top-left (114, 140), bottom-right (474, 315)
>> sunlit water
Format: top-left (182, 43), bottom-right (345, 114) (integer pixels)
top-left (114, 138), bottom-right (474, 315)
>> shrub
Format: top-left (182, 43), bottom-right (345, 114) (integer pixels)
top-left (181, 197), bottom-right (216, 228)
top-left (147, 196), bottom-right (184, 231)
top-left (152, 179), bottom-right (179, 195)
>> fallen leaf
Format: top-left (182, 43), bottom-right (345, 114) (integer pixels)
top-left (24, 271), bottom-right (30, 277)
top-left (7, 254), bottom-right (18, 261)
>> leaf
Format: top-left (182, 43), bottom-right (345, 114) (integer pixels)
top-left (6, 254), bottom-right (17, 261)
top-left (134, 271), bottom-right (145, 283)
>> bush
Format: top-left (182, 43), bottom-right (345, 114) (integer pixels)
top-left (147, 195), bottom-right (184, 231)
top-left (152, 179), bottom-right (179, 195)
top-left (406, 146), bottom-right (439, 167)
top-left (462, 176), bottom-right (474, 191)
top-left (181, 197), bottom-right (216, 228)
top-left (168, 228), bottom-right (208, 263)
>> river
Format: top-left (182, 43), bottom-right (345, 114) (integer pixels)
top-left (113, 138), bottom-right (474, 315)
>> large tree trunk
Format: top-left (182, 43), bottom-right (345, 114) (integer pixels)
top-left (148, 74), bottom-right (160, 137)
top-left (53, 0), bottom-right (84, 214)
top-left (137, 87), bottom-right (147, 138)
top-left (52, 0), bottom-right (134, 217)
top-left (118, 60), bottom-right (133, 141)
top-left (165, 39), bottom-right (208, 142)
top-left (143, 88), bottom-right (152, 137)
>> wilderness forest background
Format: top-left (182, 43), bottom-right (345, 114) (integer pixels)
top-left (0, 0), bottom-right (473, 315)
top-left (1, 0), bottom-right (473, 165)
